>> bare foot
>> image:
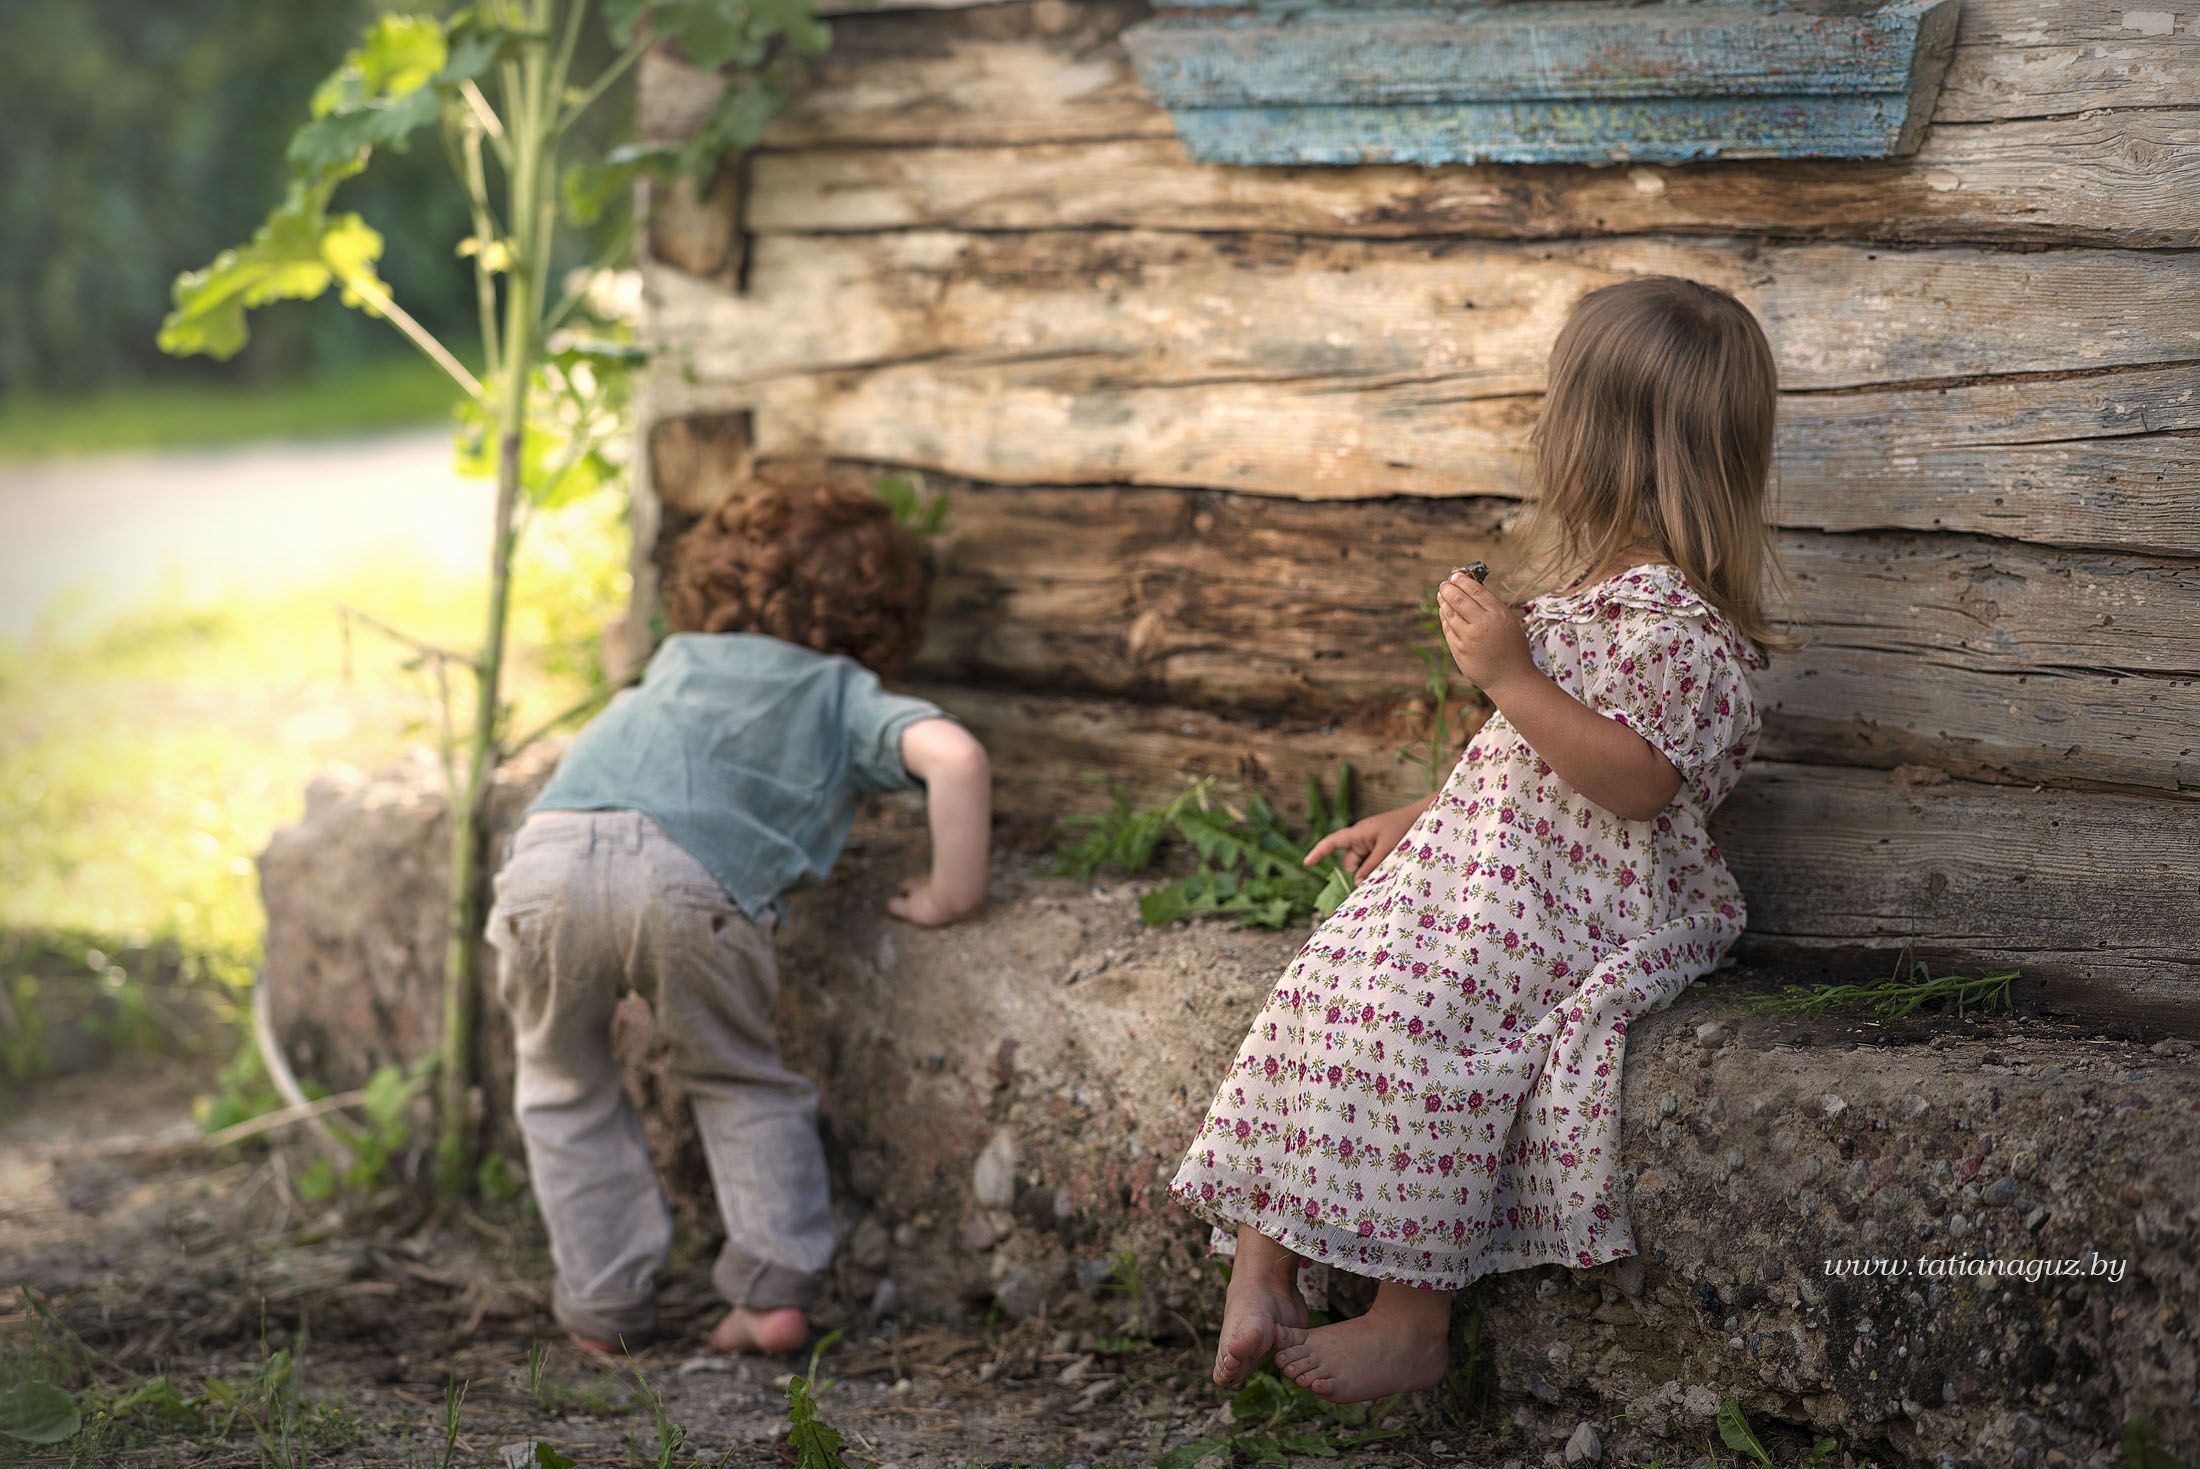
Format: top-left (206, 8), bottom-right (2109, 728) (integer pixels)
top-left (708, 1305), bottom-right (809, 1355)
top-left (567, 1332), bottom-right (617, 1357)
top-left (1272, 1296), bottom-right (1450, 1403)
top-left (1214, 1234), bottom-right (1308, 1388)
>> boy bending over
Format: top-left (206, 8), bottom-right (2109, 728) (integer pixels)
top-left (485, 475), bottom-right (990, 1356)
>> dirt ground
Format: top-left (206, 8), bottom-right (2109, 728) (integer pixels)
top-left (0, 1057), bottom-right (1637, 1469)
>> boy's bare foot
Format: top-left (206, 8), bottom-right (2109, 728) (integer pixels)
top-left (567, 1332), bottom-right (618, 1357)
top-left (708, 1305), bottom-right (809, 1356)
top-left (1214, 1231), bottom-right (1308, 1388)
top-left (1272, 1296), bottom-right (1450, 1403)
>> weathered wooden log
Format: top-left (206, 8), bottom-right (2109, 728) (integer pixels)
top-left (644, 0), bottom-right (2197, 141)
top-left (650, 232), bottom-right (2198, 396)
top-left (1120, 1), bottom-right (1963, 165)
top-left (643, 0), bottom-right (2200, 245)
top-left (874, 483), bottom-right (2200, 795)
top-left (903, 678), bottom-right (1434, 834)
top-left (899, 680), bottom-right (2200, 1024)
top-left (742, 113), bottom-right (2200, 249)
top-left (641, 2), bottom-right (1171, 150)
top-left (1715, 761), bottom-right (2200, 1029)
top-left (640, 232), bottom-right (2200, 553)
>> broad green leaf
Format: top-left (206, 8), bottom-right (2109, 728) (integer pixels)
top-left (453, 364), bottom-right (625, 509)
top-left (1139, 882), bottom-right (1191, 928)
top-left (533, 1444), bottom-right (578, 1469)
top-left (311, 14), bottom-right (446, 112)
top-left (871, 472), bottom-right (950, 537)
top-left (604, 0), bottom-right (651, 46)
top-left (1717, 1398), bottom-right (1776, 1469)
top-left (289, 89), bottom-right (444, 175)
top-left (157, 181), bottom-right (390, 361)
top-left (0, 1381), bottom-right (80, 1445)
top-left (442, 11), bottom-right (527, 85)
top-left (561, 142), bottom-right (679, 225)
top-left (291, 15), bottom-right (450, 175)
top-left (1155, 1440), bottom-right (1231, 1469)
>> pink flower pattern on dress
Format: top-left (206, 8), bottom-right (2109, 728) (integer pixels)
top-left (1167, 563), bottom-right (1766, 1289)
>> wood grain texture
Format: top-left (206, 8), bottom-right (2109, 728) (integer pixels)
top-left (707, 363), bottom-right (2200, 557)
top-left (892, 480), bottom-right (2200, 792)
top-left (909, 677), bottom-right (1427, 826)
top-left (641, 2), bottom-right (1172, 149)
top-left (642, 235), bottom-right (2200, 552)
top-left (911, 677), bottom-right (2200, 1022)
top-left (1124, 5), bottom-right (1948, 105)
top-left (1715, 761), bottom-right (2200, 1026)
top-left (641, 0), bottom-right (2199, 144)
top-left (1121, 2), bottom-right (1959, 164)
top-left (745, 111), bottom-right (2200, 248)
top-left (654, 232), bottom-right (2199, 396)
top-left (645, 0), bottom-right (2199, 243)
top-left (635, 453), bottom-right (2200, 793)
top-left (1748, 535), bottom-right (2200, 795)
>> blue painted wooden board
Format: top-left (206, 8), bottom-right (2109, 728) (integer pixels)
top-left (1124, 1), bottom-right (1961, 165)
top-left (1171, 94), bottom-right (1920, 165)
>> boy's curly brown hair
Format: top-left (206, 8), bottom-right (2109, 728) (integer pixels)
top-left (664, 467), bottom-right (930, 675)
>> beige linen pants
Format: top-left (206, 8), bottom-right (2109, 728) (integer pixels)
top-left (485, 809), bottom-right (832, 1343)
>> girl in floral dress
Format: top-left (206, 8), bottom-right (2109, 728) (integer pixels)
top-left (1168, 276), bottom-right (1797, 1404)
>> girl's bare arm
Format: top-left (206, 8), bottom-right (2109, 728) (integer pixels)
top-left (1305, 794), bottom-right (1438, 880)
top-left (1436, 575), bottom-right (1681, 822)
top-left (890, 717), bottom-right (992, 925)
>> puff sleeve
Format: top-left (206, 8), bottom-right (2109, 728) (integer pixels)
top-left (1585, 614), bottom-right (1760, 812)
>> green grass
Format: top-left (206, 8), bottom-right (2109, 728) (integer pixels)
top-left (0, 490), bottom-right (628, 1080)
top-left (0, 356), bottom-right (461, 463)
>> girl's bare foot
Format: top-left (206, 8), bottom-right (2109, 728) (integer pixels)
top-left (1214, 1227), bottom-right (1308, 1388)
top-left (708, 1305), bottom-right (809, 1355)
top-left (1272, 1282), bottom-right (1451, 1403)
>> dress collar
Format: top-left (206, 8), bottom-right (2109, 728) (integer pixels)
top-left (1521, 562), bottom-right (1768, 670)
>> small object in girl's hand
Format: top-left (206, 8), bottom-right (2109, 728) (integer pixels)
top-left (1451, 561), bottom-right (1490, 584)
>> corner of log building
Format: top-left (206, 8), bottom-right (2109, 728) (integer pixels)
top-left (632, 0), bottom-right (2200, 1027)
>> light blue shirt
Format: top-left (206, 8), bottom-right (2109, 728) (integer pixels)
top-left (526, 633), bottom-right (948, 922)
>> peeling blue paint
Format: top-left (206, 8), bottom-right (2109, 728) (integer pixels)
top-left (1124, 1), bottom-right (1960, 166)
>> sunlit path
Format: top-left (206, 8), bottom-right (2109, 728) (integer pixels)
top-left (0, 430), bottom-right (493, 646)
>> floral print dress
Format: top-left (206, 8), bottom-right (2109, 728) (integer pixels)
top-left (1168, 562), bottom-right (1767, 1290)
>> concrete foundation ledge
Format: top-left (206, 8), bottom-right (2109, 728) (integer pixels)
top-left (260, 758), bottom-right (2199, 1467)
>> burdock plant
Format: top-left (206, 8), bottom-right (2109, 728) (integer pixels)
top-left (157, 0), bottom-right (829, 1196)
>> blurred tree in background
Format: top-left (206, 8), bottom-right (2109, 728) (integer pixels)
top-left (0, 0), bottom-right (618, 395)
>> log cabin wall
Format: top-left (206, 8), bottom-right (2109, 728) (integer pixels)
top-left (631, 0), bottom-right (2200, 1027)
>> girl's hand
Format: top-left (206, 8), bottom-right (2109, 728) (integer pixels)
top-left (1437, 571), bottom-right (1539, 697)
top-left (1305, 803), bottom-right (1422, 881)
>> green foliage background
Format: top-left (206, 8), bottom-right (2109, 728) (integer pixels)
top-left (0, 0), bottom-right (617, 395)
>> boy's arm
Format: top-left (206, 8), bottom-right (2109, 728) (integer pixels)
top-left (887, 716), bottom-right (992, 926)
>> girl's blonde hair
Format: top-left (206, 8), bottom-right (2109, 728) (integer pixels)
top-left (1502, 275), bottom-right (1800, 659)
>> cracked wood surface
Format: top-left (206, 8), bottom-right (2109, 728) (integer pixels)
top-left (636, 0), bottom-right (2200, 1006)
top-left (645, 0), bottom-right (2200, 245)
top-left (917, 676), bottom-right (2200, 1020)
top-left (641, 234), bottom-right (2200, 555)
